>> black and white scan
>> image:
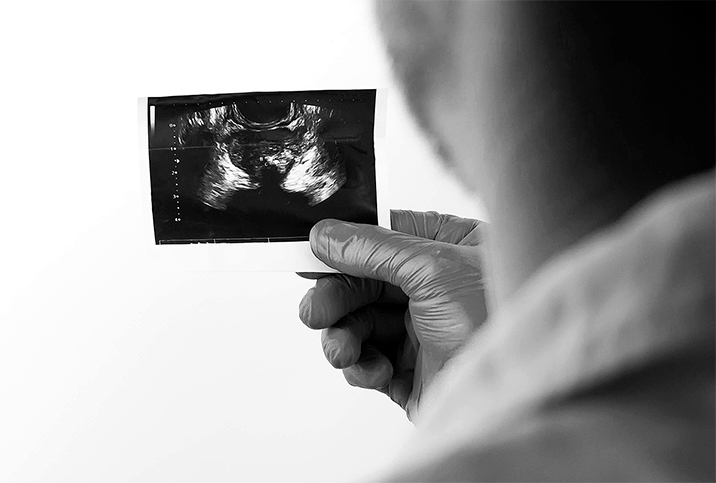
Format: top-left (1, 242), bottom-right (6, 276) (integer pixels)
top-left (147, 90), bottom-right (378, 244)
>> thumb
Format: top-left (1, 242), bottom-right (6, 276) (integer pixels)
top-left (310, 219), bottom-right (462, 300)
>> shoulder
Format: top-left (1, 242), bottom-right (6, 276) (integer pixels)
top-left (387, 350), bottom-right (715, 482)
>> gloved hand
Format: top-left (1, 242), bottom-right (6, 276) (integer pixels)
top-left (298, 210), bottom-right (488, 421)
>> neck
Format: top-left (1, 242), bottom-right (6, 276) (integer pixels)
top-left (483, 154), bottom-right (646, 310)
top-left (478, 35), bottom-right (648, 309)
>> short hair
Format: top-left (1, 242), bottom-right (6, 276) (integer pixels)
top-left (534, 1), bottom-right (715, 193)
top-left (378, 1), bottom-right (715, 193)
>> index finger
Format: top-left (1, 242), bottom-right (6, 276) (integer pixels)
top-left (309, 220), bottom-right (463, 299)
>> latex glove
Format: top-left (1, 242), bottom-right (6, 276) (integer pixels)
top-left (298, 210), bottom-right (488, 421)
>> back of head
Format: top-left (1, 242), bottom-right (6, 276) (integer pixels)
top-left (533, 1), bottom-right (715, 194)
top-left (378, 1), bottom-right (715, 199)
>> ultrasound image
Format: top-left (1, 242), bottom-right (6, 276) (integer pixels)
top-left (182, 102), bottom-right (344, 209)
top-left (147, 90), bottom-right (378, 244)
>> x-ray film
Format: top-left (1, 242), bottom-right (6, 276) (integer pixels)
top-left (139, 89), bottom-right (388, 271)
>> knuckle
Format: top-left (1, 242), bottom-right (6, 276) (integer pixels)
top-left (340, 309), bottom-right (374, 342)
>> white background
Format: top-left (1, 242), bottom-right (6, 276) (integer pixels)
top-left (0, 1), bottom-right (484, 481)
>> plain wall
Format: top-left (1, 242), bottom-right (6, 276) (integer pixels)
top-left (0, 1), bottom-right (485, 481)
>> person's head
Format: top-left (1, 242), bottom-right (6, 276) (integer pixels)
top-left (376, 1), bottom-right (714, 301)
top-left (378, 0), bottom-right (713, 203)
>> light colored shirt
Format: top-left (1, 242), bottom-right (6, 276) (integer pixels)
top-left (385, 171), bottom-right (715, 481)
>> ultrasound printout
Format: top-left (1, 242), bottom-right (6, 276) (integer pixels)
top-left (147, 90), bottom-right (378, 244)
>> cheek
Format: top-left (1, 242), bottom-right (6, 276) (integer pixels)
top-left (427, 1), bottom-right (511, 198)
top-left (427, 83), bottom-right (493, 196)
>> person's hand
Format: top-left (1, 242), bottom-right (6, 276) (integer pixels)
top-left (298, 210), bottom-right (488, 421)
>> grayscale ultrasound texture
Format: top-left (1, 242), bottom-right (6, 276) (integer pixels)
top-left (179, 102), bottom-right (346, 209)
top-left (147, 90), bottom-right (378, 244)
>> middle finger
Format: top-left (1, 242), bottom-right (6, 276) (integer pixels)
top-left (299, 274), bottom-right (407, 329)
top-left (321, 304), bottom-right (406, 368)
